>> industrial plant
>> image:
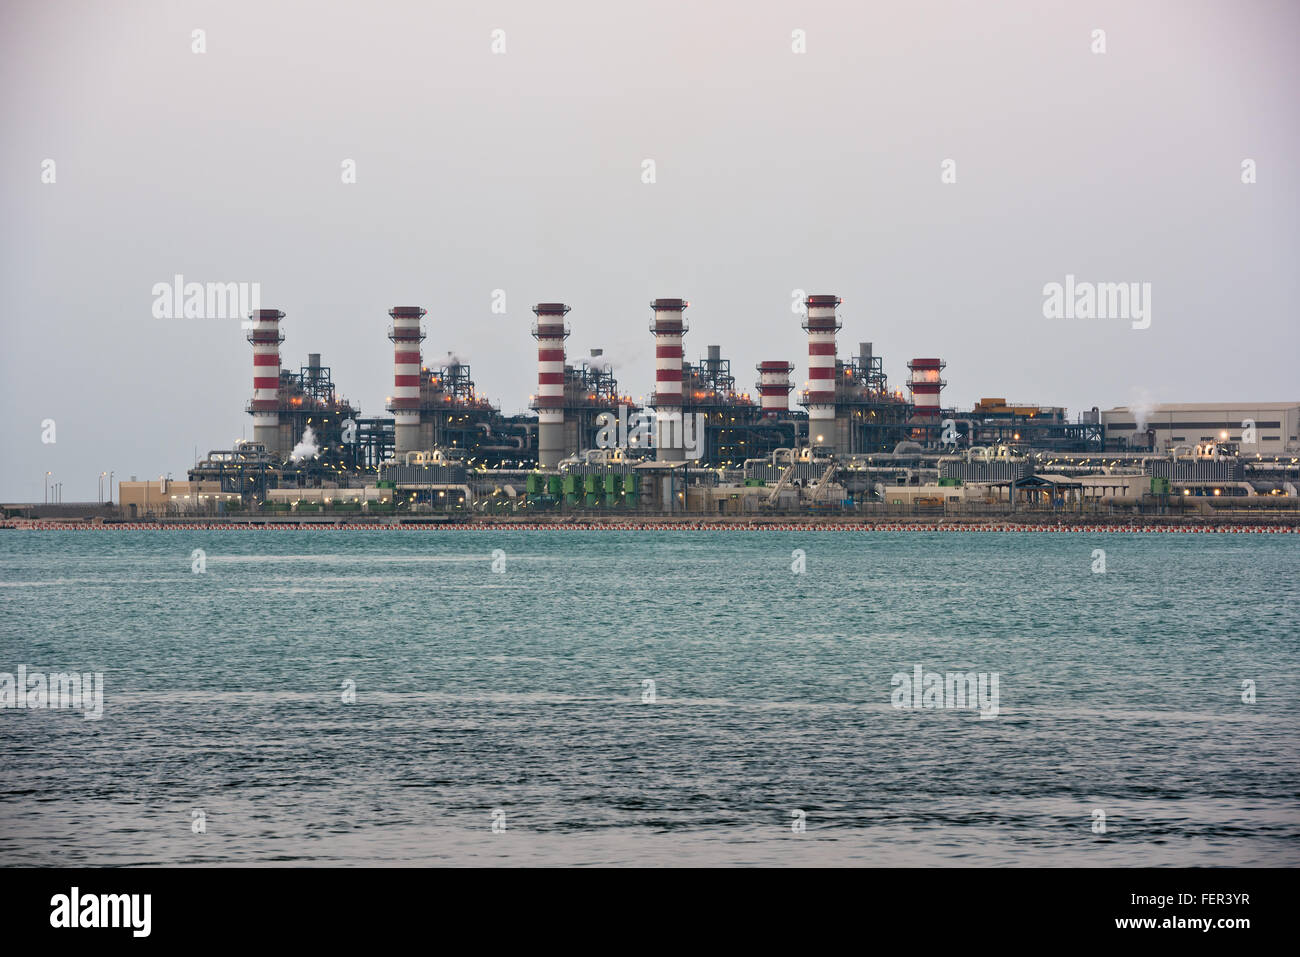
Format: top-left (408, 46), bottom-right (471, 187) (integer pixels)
top-left (103, 296), bottom-right (1298, 519)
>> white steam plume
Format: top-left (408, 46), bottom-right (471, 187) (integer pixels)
top-left (1128, 389), bottom-right (1156, 445)
top-left (290, 426), bottom-right (320, 462)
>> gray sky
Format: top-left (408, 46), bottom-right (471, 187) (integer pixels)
top-left (2, 0), bottom-right (1297, 500)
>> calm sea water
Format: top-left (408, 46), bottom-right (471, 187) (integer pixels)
top-left (1, 529), bottom-right (1297, 866)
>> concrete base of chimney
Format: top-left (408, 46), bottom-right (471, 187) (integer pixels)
top-left (394, 422), bottom-right (421, 458)
top-left (254, 424), bottom-right (280, 458)
top-left (538, 424), bottom-right (564, 468)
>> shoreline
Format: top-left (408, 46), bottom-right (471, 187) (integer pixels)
top-left (4, 515), bottom-right (1298, 533)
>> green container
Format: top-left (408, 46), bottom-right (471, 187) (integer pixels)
top-left (1151, 477), bottom-right (1171, 495)
top-left (548, 476), bottom-right (563, 496)
top-left (625, 473), bottom-right (639, 493)
top-left (526, 474), bottom-right (542, 495)
top-left (604, 493), bottom-right (619, 508)
top-left (584, 492), bottom-right (600, 507)
top-left (565, 493), bottom-right (579, 506)
top-left (624, 493), bottom-right (638, 508)
top-left (583, 475), bottom-right (599, 494)
top-left (604, 474), bottom-right (620, 494)
top-left (562, 475), bottom-right (580, 495)
top-left (938, 477), bottom-right (962, 487)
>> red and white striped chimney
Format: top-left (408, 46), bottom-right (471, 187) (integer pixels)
top-left (531, 303), bottom-right (570, 468)
top-left (247, 308), bottom-right (285, 457)
top-left (802, 295), bottom-right (841, 448)
top-left (387, 306), bottom-right (427, 457)
top-left (757, 361), bottom-right (795, 417)
top-left (650, 298), bottom-right (688, 462)
top-left (906, 358), bottom-right (946, 420)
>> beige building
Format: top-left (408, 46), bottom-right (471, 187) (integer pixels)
top-left (118, 479), bottom-right (239, 517)
top-left (1102, 402), bottom-right (1300, 454)
top-left (878, 484), bottom-right (981, 507)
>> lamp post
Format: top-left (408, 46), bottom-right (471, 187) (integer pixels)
top-left (45, 471), bottom-right (52, 504)
top-left (108, 471), bottom-right (114, 505)
top-left (99, 471), bottom-right (107, 504)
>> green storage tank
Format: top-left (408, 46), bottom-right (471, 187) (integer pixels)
top-left (562, 475), bottom-right (580, 495)
top-left (548, 475), bottom-right (563, 496)
top-left (604, 474), bottom-right (620, 494)
top-left (565, 493), bottom-right (579, 506)
top-left (625, 473), bottom-right (639, 493)
top-left (584, 492), bottom-right (600, 507)
top-left (604, 492), bottom-right (619, 508)
top-left (526, 474), bottom-right (542, 495)
top-left (584, 474), bottom-right (599, 494)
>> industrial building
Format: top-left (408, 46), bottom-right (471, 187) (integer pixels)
top-left (143, 294), bottom-right (1300, 519)
top-left (118, 479), bottom-right (240, 517)
top-left (1101, 403), bottom-right (1300, 455)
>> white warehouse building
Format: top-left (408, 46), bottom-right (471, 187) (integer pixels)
top-left (1101, 402), bottom-right (1300, 454)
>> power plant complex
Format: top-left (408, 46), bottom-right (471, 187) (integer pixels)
top-left (106, 296), bottom-right (1298, 519)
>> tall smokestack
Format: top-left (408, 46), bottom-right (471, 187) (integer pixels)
top-left (247, 308), bottom-right (285, 457)
top-left (757, 361), bottom-right (795, 417)
top-left (907, 358), bottom-right (946, 420)
top-left (650, 298), bottom-right (688, 462)
top-left (802, 294), bottom-right (841, 449)
top-left (531, 303), bottom-right (570, 468)
top-left (387, 306), bottom-right (427, 457)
